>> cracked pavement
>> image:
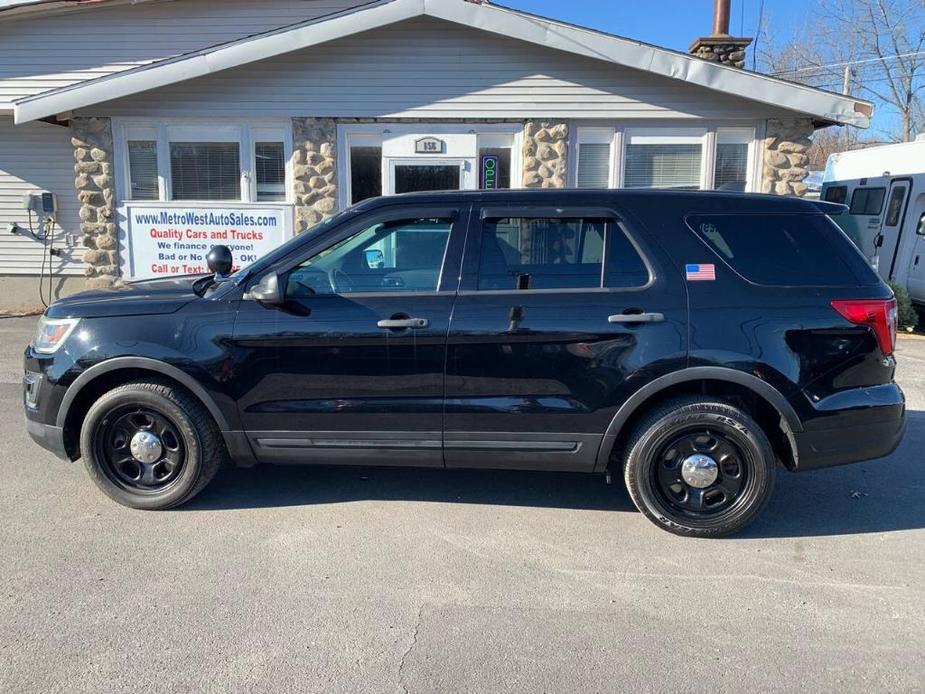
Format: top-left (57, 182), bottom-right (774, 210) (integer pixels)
top-left (1, 317), bottom-right (923, 693)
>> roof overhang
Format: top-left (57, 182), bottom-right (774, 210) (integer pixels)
top-left (11, 0), bottom-right (874, 128)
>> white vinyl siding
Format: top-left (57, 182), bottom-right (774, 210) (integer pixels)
top-left (0, 0), bottom-right (364, 109)
top-left (0, 117), bottom-right (84, 275)
top-left (84, 17), bottom-right (795, 120)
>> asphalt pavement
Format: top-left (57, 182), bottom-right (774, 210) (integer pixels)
top-left (1, 316), bottom-right (923, 693)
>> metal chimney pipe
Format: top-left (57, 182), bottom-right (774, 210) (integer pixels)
top-left (713, 0), bottom-right (731, 35)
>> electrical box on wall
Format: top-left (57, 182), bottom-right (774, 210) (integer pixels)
top-left (23, 191), bottom-right (57, 216)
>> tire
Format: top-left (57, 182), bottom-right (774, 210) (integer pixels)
top-left (80, 380), bottom-right (225, 510)
top-left (622, 396), bottom-right (776, 538)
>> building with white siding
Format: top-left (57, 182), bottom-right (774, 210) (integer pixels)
top-left (0, 0), bottom-right (873, 308)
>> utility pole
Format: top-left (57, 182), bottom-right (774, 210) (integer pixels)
top-left (842, 64), bottom-right (853, 94)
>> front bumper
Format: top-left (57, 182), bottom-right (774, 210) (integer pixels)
top-left (791, 383), bottom-right (905, 471)
top-left (25, 417), bottom-right (69, 460)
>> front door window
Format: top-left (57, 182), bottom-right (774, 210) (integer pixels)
top-left (286, 217), bottom-right (453, 296)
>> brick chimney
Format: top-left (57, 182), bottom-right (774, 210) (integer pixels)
top-left (689, 0), bottom-right (752, 69)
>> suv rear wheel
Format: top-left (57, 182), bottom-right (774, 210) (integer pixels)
top-left (80, 381), bottom-right (224, 510)
top-left (622, 397), bottom-right (776, 537)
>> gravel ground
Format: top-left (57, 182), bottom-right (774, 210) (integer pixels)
top-left (0, 316), bottom-right (923, 693)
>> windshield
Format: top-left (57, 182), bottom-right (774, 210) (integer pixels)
top-left (229, 208), bottom-right (356, 283)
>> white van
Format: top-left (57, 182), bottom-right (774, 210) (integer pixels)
top-left (822, 138), bottom-right (925, 307)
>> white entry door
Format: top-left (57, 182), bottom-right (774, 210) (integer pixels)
top-left (386, 158), bottom-right (474, 195)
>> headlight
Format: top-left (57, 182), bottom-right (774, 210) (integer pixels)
top-left (33, 317), bottom-right (80, 354)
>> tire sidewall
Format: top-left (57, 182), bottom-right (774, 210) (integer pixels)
top-left (626, 405), bottom-right (775, 537)
top-left (81, 386), bottom-right (205, 510)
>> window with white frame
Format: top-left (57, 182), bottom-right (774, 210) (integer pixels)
top-left (623, 128), bottom-right (706, 190)
top-left (119, 122), bottom-right (291, 203)
top-left (576, 128), bottom-right (614, 189)
top-left (572, 124), bottom-right (756, 192)
top-left (714, 128), bottom-right (753, 192)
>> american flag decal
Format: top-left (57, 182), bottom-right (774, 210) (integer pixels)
top-left (686, 264), bottom-right (716, 281)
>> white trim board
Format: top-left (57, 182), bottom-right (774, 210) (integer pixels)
top-left (12, 0), bottom-right (872, 128)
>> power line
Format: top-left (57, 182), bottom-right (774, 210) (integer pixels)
top-left (771, 50), bottom-right (925, 77)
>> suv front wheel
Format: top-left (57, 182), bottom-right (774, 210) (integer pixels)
top-left (622, 397), bottom-right (776, 537)
top-left (80, 381), bottom-right (224, 510)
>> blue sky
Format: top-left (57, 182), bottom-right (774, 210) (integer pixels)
top-left (500, 0), bottom-right (803, 60)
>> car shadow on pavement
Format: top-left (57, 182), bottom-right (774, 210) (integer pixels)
top-left (184, 411), bottom-right (925, 538)
top-left (186, 464), bottom-right (637, 514)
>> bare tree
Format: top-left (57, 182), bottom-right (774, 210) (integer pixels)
top-left (757, 0), bottom-right (925, 143)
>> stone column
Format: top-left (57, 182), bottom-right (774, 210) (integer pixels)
top-left (522, 120), bottom-right (568, 188)
top-left (292, 118), bottom-right (337, 233)
top-left (71, 117), bottom-right (119, 288)
top-left (761, 119), bottom-right (814, 197)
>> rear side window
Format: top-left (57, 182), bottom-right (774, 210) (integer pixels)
top-left (823, 185), bottom-right (847, 204)
top-left (686, 213), bottom-right (878, 286)
top-left (849, 187), bottom-right (885, 215)
top-left (478, 217), bottom-right (648, 290)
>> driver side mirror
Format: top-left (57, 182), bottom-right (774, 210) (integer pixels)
top-left (918, 213), bottom-right (925, 236)
top-left (245, 272), bottom-right (283, 305)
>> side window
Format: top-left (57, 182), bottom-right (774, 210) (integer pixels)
top-left (285, 217), bottom-right (452, 297)
top-left (477, 217), bottom-right (648, 290)
top-left (885, 186), bottom-right (907, 226)
top-left (849, 187), bottom-right (886, 215)
top-left (823, 185), bottom-right (847, 204)
top-left (687, 213), bottom-right (878, 287)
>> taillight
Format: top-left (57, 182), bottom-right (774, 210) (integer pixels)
top-left (830, 298), bottom-right (897, 355)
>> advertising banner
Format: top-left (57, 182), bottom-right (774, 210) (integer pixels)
top-left (123, 204), bottom-right (291, 279)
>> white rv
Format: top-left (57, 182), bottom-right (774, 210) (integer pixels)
top-left (822, 137), bottom-right (925, 307)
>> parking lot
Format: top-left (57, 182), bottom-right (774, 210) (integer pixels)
top-left (0, 315), bottom-right (923, 693)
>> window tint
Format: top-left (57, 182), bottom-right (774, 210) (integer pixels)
top-left (255, 142), bottom-right (286, 201)
top-left (127, 140), bottom-right (158, 200)
top-left (824, 185), bottom-right (848, 204)
top-left (849, 187), bottom-right (885, 215)
top-left (885, 186), bottom-right (906, 226)
top-left (687, 214), bottom-right (878, 286)
top-left (286, 217), bottom-right (452, 297)
top-left (478, 217), bottom-right (647, 290)
top-left (170, 142), bottom-right (240, 200)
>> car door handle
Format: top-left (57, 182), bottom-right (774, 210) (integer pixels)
top-left (377, 318), bottom-right (429, 330)
top-left (608, 312), bottom-right (665, 324)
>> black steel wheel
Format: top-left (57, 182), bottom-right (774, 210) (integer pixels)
top-left (95, 406), bottom-right (186, 493)
top-left (622, 397), bottom-right (776, 537)
top-left (81, 381), bottom-right (225, 510)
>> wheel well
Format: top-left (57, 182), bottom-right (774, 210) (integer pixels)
top-left (608, 379), bottom-right (797, 471)
top-left (61, 368), bottom-right (207, 461)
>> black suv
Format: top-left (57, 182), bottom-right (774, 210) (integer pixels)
top-left (23, 190), bottom-right (905, 536)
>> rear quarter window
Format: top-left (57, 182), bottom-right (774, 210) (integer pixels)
top-left (685, 213), bottom-right (879, 287)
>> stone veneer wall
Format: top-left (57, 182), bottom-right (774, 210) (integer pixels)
top-left (761, 118), bottom-right (815, 197)
top-left (292, 118), bottom-right (337, 233)
top-left (522, 120), bottom-right (568, 188)
top-left (689, 38), bottom-right (752, 69)
top-left (71, 116), bottom-right (120, 288)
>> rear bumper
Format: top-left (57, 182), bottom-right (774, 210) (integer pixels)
top-left (25, 417), bottom-right (69, 461)
top-left (792, 383), bottom-right (905, 471)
